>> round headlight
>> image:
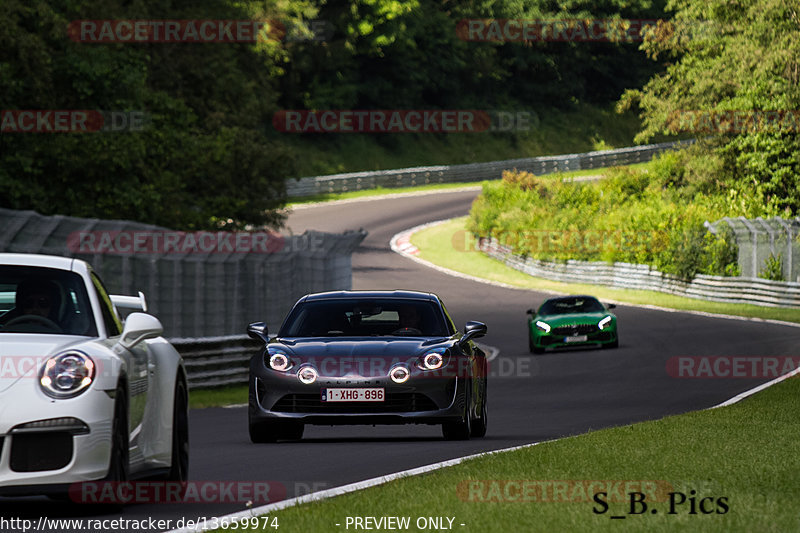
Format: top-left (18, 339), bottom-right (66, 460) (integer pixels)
top-left (269, 352), bottom-right (291, 371)
top-left (390, 365), bottom-right (410, 384)
top-left (39, 351), bottom-right (95, 399)
top-left (297, 365), bottom-right (318, 384)
top-left (422, 352), bottom-right (444, 370)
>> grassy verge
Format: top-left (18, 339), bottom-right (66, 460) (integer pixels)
top-left (188, 385), bottom-right (247, 409)
top-left (286, 182), bottom-right (481, 207)
top-left (411, 217), bottom-right (800, 324)
top-left (281, 105), bottom-right (646, 177)
top-left (232, 375), bottom-right (800, 532)
top-left (286, 164), bottom-right (646, 206)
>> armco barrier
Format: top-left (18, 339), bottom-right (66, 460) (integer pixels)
top-left (286, 139), bottom-right (695, 197)
top-left (481, 239), bottom-right (800, 308)
top-left (0, 208), bottom-right (366, 338)
top-left (170, 335), bottom-right (258, 389)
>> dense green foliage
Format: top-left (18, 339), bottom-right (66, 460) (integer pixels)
top-left (620, 0), bottom-right (800, 217)
top-left (280, 0), bottom-right (667, 110)
top-left (1, 0), bottom-right (668, 229)
top-left (468, 149), bottom-right (758, 279)
top-left (469, 0), bottom-right (800, 279)
top-left (0, 0), bottom-right (297, 230)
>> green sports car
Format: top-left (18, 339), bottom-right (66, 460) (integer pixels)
top-left (526, 295), bottom-right (618, 354)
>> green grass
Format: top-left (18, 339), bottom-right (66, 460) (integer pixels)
top-left (281, 105), bottom-right (646, 177)
top-left (227, 375), bottom-right (800, 532)
top-left (188, 385), bottom-right (247, 409)
top-left (286, 164), bottom-right (646, 206)
top-left (286, 182), bottom-right (481, 206)
top-left (411, 217), bottom-right (800, 324)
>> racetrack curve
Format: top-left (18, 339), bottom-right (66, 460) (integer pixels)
top-left (3, 189), bottom-right (797, 531)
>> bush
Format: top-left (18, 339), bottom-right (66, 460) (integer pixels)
top-left (759, 254), bottom-right (785, 281)
top-left (468, 152), bottom-right (770, 280)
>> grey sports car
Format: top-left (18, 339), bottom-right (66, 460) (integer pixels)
top-left (247, 290), bottom-right (488, 441)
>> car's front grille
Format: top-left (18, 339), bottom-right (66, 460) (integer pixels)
top-left (10, 432), bottom-right (73, 472)
top-left (551, 323), bottom-right (598, 336)
top-left (271, 393), bottom-right (438, 413)
top-left (541, 330), bottom-right (613, 345)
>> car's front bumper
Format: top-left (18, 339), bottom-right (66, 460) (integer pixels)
top-left (249, 370), bottom-right (466, 426)
top-left (532, 327), bottom-right (617, 351)
top-left (0, 387), bottom-right (114, 493)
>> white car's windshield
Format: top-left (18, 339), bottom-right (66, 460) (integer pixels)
top-left (0, 266), bottom-right (98, 336)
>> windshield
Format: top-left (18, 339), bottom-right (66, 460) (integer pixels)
top-left (0, 266), bottom-right (98, 336)
top-left (539, 297), bottom-right (605, 315)
top-left (280, 299), bottom-right (448, 337)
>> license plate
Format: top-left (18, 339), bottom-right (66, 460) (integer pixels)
top-left (564, 335), bottom-right (588, 343)
top-left (322, 388), bottom-right (385, 402)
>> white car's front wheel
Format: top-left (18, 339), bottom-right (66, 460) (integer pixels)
top-left (104, 385), bottom-right (129, 484)
top-left (166, 377), bottom-right (189, 483)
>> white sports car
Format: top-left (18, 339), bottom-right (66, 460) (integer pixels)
top-left (0, 253), bottom-right (188, 500)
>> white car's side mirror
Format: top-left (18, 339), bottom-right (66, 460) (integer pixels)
top-left (119, 312), bottom-right (163, 349)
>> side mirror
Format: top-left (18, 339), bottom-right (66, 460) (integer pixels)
top-left (247, 322), bottom-right (269, 343)
top-left (119, 312), bottom-right (163, 349)
top-left (460, 321), bottom-right (487, 345)
top-left (526, 308), bottom-right (534, 315)
top-left (606, 303), bottom-right (616, 310)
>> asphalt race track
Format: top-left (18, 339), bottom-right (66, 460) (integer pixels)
top-left (2, 189), bottom-right (796, 531)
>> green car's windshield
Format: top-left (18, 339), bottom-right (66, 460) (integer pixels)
top-left (539, 297), bottom-right (605, 315)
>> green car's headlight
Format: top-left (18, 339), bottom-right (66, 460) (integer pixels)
top-left (535, 320), bottom-right (551, 333)
top-left (39, 351), bottom-right (95, 399)
top-left (598, 316), bottom-right (613, 330)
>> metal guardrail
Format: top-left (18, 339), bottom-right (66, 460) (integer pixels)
top-left (481, 239), bottom-right (800, 308)
top-left (171, 335), bottom-right (259, 389)
top-left (286, 140), bottom-right (695, 197)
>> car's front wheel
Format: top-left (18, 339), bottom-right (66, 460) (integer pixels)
top-left (529, 331), bottom-right (545, 354)
top-left (470, 379), bottom-right (488, 438)
top-left (166, 377), bottom-right (189, 483)
top-left (603, 334), bottom-right (619, 349)
top-left (105, 386), bottom-right (129, 484)
top-left (442, 384), bottom-right (472, 440)
top-left (92, 385), bottom-right (129, 509)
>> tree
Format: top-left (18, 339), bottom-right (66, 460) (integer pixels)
top-left (619, 0), bottom-right (800, 215)
top-left (0, 0), bottom-right (297, 230)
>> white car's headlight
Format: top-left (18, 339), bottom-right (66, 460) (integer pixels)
top-left (39, 351), bottom-right (95, 399)
top-left (598, 316), bottom-right (613, 330)
top-left (535, 320), bottom-right (551, 333)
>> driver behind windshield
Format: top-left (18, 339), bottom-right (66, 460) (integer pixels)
top-left (396, 304), bottom-right (421, 332)
top-left (3, 278), bottom-right (62, 326)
